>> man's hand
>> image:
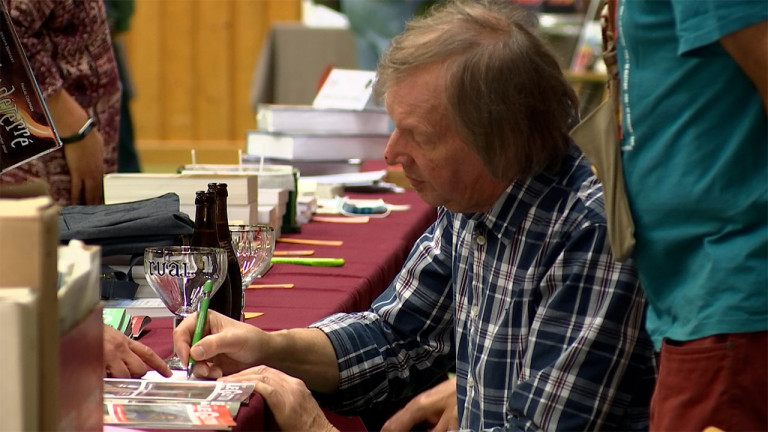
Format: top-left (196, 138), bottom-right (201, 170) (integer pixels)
top-left (381, 377), bottom-right (459, 432)
top-left (222, 365), bottom-right (338, 432)
top-left (103, 324), bottom-right (172, 378)
top-left (174, 310), bottom-right (268, 379)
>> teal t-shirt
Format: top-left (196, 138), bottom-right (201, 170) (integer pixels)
top-left (618, 0), bottom-right (768, 349)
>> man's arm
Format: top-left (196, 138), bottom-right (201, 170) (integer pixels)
top-left (720, 20), bottom-right (768, 115)
top-left (505, 225), bottom-right (655, 431)
top-left (174, 310), bottom-right (340, 392)
top-left (381, 377), bottom-right (458, 432)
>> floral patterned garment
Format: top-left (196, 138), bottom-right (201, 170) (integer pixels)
top-left (1, 0), bottom-right (120, 205)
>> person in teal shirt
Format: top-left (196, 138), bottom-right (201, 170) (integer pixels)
top-left (617, 1), bottom-right (767, 430)
top-left (339, 0), bottom-right (436, 70)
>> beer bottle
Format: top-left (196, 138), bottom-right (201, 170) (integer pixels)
top-left (208, 183), bottom-right (243, 320)
top-left (191, 190), bottom-right (232, 317)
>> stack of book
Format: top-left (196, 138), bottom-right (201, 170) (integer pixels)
top-left (103, 307), bottom-right (152, 339)
top-left (103, 172), bottom-right (260, 225)
top-left (246, 102), bottom-right (392, 176)
top-left (103, 378), bottom-right (255, 430)
top-left (179, 163), bottom-right (301, 235)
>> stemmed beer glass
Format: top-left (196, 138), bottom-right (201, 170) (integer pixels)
top-left (229, 224), bottom-right (276, 320)
top-left (143, 246), bottom-right (227, 369)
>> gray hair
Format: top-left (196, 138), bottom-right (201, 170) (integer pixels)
top-left (374, 0), bottom-right (579, 181)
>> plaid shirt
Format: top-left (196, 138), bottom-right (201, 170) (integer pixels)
top-left (313, 146), bottom-right (656, 431)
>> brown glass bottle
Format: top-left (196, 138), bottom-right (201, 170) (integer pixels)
top-left (191, 190), bottom-right (232, 317)
top-left (208, 183), bottom-right (243, 320)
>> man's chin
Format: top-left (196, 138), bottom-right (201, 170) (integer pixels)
top-left (412, 188), bottom-right (443, 208)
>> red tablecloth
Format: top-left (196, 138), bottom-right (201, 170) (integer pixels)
top-left (139, 189), bottom-right (436, 431)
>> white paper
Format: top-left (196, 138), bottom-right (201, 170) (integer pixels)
top-left (312, 69), bottom-right (378, 110)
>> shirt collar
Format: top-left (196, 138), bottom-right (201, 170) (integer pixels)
top-left (466, 144), bottom-right (585, 245)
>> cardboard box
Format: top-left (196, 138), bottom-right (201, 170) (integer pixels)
top-left (0, 197), bottom-right (60, 430)
top-left (58, 305), bottom-right (104, 431)
top-left (250, 23), bottom-right (358, 107)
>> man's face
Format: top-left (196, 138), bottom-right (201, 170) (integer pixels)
top-left (384, 65), bottom-right (509, 213)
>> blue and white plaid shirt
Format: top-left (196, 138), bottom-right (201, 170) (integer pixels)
top-left (312, 146), bottom-right (656, 431)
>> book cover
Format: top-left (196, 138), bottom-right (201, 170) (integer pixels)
top-left (246, 130), bottom-right (388, 161)
top-left (104, 378), bottom-right (255, 403)
top-left (103, 401), bottom-right (236, 430)
top-left (0, 2), bottom-right (61, 173)
top-left (257, 103), bottom-right (391, 135)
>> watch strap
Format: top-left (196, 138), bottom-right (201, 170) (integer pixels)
top-left (60, 116), bottom-right (96, 144)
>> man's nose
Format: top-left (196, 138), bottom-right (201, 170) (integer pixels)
top-left (384, 129), bottom-right (407, 166)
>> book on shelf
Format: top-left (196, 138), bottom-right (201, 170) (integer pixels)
top-left (103, 173), bottom-right (259, 207)
top-left (256, 103), bottom-right (391, 135)
top-left (103, 401), bottom-right (236, 430)
top-left (246, 130), bottom-right (388, 161)
top-left (0, 2), bottom-right (61, 173)
top-left (0, 287), bottom-right (39, 432)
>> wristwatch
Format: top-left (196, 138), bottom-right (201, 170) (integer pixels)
top-left (60, 116), bottom-right (96, 144)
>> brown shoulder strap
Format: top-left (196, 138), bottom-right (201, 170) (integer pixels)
top-left (600, 0), bottom-right (621, 137)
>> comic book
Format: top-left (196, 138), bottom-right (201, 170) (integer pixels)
top-left (0, 1), bottom-right (61, 173)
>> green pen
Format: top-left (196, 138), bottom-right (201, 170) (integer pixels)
top-left (187, 280), bottom-right (213, 379)
top-left (270, 257), bottom-right (345, 267)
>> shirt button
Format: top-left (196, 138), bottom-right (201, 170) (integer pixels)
top-left (471, 305), bottom-right (479, 318)
top-left (467, 376), bottom-right (475, 388)
top-left (476, 235), bottom-right (486, 246)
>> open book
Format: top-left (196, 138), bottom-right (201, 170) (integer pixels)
top-left (103, 402), bottom-right (237, 430)
top-left (103, 378), bottom-right (256, 430)
top-left (104, 378), bottom-right (254, 403)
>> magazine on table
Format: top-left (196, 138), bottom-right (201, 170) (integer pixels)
top-left (104, 378), bottom-right (255, 403)
top-left (103, 401), bottom-right (237, 430)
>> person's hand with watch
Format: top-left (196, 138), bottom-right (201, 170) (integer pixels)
top-left (47, 88), bottom-right (105, 205)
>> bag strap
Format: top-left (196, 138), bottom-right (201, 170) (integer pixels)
top-left (600, 0), bottom-right (622, 138)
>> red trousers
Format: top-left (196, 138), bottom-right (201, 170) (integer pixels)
top-left (651, 331), bottom-right (768, 432)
